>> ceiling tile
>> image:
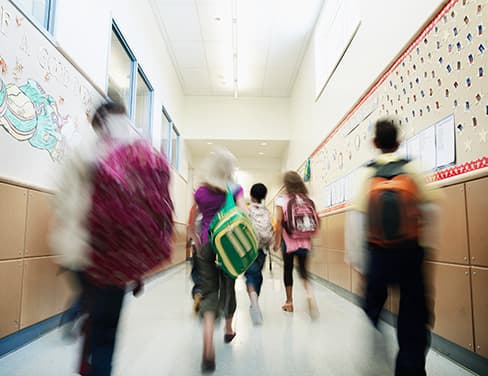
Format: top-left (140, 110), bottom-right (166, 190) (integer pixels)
top-left (263, 67), bottom-right (294, 89)
top-left (205, 42), bottom-right (233, 69)
top-left (197, 1), bottom-right (232, 42)
top-left (172, 42), bottom-right (207, 68)
top-left (180, 68), bottom-right (211, 89)
top-left (266, 36), bottom-right (305, 67)
top-left (157, 4), bottom-right (201, 41)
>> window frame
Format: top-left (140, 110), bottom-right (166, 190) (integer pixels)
top-left (11, 0), bottom-right (56, 34)
top-left (161, 106), bottom-right (180, 171)
top-left (161, 106), bottom-right (172, 156)
top-left (169, 123), bottom-right (180, 171)
top-left (109, 20), bottom-right (154, 141)
top-left (134, 66), bottom-right (154, 140)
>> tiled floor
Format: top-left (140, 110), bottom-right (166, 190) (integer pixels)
top-left (0, 262), bottom-right (477, 375)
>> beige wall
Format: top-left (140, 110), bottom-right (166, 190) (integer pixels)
top-left (308, 176), bottom-right (488, 357)
top-left (0, 180), bottom-right (187, 339)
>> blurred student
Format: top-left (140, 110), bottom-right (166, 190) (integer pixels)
top-left (274, 171), bottom-right (319, 319)
top-left (245, 183), bottom-right (274, 325)
top-left (53, 101), bottom-right (173, 376)
top-left (350, 118), bottom-right (437, 376)
top-left (187, 202), bottom-right (203, 313)
top-left (191, 149), bottom-right (245, 372)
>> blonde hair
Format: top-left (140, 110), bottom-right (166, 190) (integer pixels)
top-left (200, 148), bottom-right (237, 191)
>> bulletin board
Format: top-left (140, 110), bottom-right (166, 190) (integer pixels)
top-left (305, 0), bottom-right (488, 215)
top-left (0, 0), bottom-right (105, 190)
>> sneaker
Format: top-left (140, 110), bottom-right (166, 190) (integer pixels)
top-left (250, 303), bottom-right (263, 325)
top-left (193, 293), bottom-right (202, 314)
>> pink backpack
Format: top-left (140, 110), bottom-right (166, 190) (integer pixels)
top-left (86, 139), bottom-right (174, 287)
top-left (283, 194), bottom-right (319, 239)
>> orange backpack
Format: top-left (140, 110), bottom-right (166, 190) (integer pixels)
top-left (366, 159), bottom-right (421, 248)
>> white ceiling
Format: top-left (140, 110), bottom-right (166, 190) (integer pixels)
top-left (151, 0), bottom-right (324, 97)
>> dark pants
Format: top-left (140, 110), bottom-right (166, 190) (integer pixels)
top-left (196, 243), bottom-right (236, 319)
top-left (282, 245), bottom-right (309, 287)
top-left (60, 270), bottom-right (88, 326)
top-left (190, 244), bottom-right (202, 298)
top-left (364, 244), bottom-right (430, 376)
top-left (245, 249), bottom-right (266, 295)
top-left (84, 283), bottom-right (125, 376)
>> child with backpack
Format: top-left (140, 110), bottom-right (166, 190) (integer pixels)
top-left (245, 183), bottom-right (274, 325)
top-left (351, 118), bottom-right (437, 376)
top-left (53, 101), bottom-right (174, 376)
top-left (273, 171), bottom-right (319, 319)
top-left (191, 148), bottom-right (248, 373)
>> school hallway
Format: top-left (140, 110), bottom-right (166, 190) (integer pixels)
top-left (0, 260), bottom-right (475, 376)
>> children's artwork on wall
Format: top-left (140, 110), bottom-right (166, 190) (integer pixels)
top-left (306, 0), bottom-right (488, 214)
top-left (0, 0), bottom-right (105, 189)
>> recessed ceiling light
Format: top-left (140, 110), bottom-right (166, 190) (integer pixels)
top-left (260, 142), bottom-right (268, 146)
top-left (207, 142), bottom-right (213, 145)
top-left (258, 152), bottom-right (265, 155)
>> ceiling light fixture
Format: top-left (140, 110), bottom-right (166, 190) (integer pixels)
top-left (259, 152), bottom-right (265, 155)
top-left (260, 142), bottom-right (268, 146)
top-left (207, 142), bottom-right (213, 145)
top-left (232, 0), bottom-right (238, 99)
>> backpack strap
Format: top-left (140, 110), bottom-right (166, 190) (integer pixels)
top-left (370, 159), bottom-right (410, 179)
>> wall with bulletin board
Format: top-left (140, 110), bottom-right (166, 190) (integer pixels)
top-left (305, 0), bottom-right (488, 214)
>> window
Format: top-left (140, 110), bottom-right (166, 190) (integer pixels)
top-left (170, 124), bottom-right (180, 170)
top-left (13, 0), bottom-right (55, 32)
top-left (107, 29), bottom-right (134, 113)
top-left (161, 107), bottom-right (171, 156)
top-left (107, 22), bottom-right (154, 140)
top-left (134, 69), bottom-right (153, 139)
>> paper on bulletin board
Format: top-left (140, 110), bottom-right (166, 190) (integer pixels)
top-left (435, 114), bottom-right (455, 168)
top-left (419, 126), bottom-right (436, 171)
top-left (407, 135), bottom-right (421, 162)
top-left (325, 186), bottom-right (332, 207)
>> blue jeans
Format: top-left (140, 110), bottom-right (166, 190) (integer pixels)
top-left (245, 249), bottom-right (266, 295)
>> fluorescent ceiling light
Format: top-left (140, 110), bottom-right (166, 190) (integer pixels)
top-left (260, 142), bottom-right (268, 146)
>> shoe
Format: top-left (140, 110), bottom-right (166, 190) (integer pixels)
top-left (250, 303), bottom-right (263, 325)
top-left (307, 297), bottom-right (319, 320)
top-left (281, 303), bottom-right (294, 312)
top-left (224, 332), bottom-right (236, 343)
top-left (193, 293), bottom-right (202, 314)
top-left (201, 357), bottom-right (215, 373)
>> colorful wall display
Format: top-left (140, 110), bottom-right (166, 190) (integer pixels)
top-left (0, 0), bottom-right (104, 189)
top-left (306, 0), bottom-right (488, 214)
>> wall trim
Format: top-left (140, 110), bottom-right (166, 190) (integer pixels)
top-left (0, 261), bottom-right (184, 359)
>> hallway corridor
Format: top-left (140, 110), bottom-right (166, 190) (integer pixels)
top-left (0, 261), bottom-right (476, 375)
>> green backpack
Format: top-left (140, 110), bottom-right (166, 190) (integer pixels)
top-left (209, 185), bottom-right (259, 279)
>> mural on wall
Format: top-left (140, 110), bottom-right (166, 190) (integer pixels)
top-left (0, 75), bottom-right (73, 160)
top-left (0, 0), bottom-right (104, 188)
top-left (305, 0), bottom-right (488, 214)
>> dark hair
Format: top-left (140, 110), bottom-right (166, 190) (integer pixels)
top-left (92, 101), bottom-right (126, 131)
top-left (250, 183), bottom-right (268, 203)
top-left (374, 118), bottom-right (399, 151)
top-left (283, 171), bottom-right (308, 195)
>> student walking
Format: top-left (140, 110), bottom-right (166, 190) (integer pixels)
top-left (273, 171), bottom-right (319, 319)
top-left (351, 118), bottom-right (437, 376)
top-left (190, 149), bottom-right (245, 373)
top-left (245, 183), bottom-right (274, 325)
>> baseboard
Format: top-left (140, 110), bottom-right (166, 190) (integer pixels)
top-left (307, 271), bottom-right (488, 376)
top-left (0, 261), bottom-right (185, 359)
